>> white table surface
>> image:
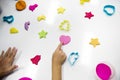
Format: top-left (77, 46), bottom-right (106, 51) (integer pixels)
top-left (0, 0), bottom-right (120, 80)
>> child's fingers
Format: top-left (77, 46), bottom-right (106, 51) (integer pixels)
top-left (5, 47), bottom-right (11, 57)
top-left (11, 47), bottom-right (17, 58)
top-left (0, 50), bottom-right (4, 57)
top-left (8, 65), bottom-right (18, 74)
top-left (56, 43), bottom-right (62, 50)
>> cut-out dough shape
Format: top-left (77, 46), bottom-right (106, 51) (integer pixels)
top-left (96, 63), bottom-right (112, 80)
top-left (31, 55), bottom-right (41, 65)
top-left (38, 30), bottom-right (48, 39)
top-left (24, 21), bottom-right (30, 31)
top-left (85, 12), bottom-right (94, 19)
top-left (3, 15), bottom-right (14, 24)
top-left (57, 7), bottom-right (66, 14)
top-left (103, 5), bottom-right (115, 16)
top-left (10, 27), bottom-right (19, 34)
top-left (37, 15), bottom-right (46, 22)
top-left (29, 4), bottom-right (38, 12)
top-left (19, 77), bottom-right (32, 80)
top-left (59, 35), bottom-right (71, 45)
top-left (59, 20), bottom-right (70, 31)
top-left (16, 0), bottom-right (26, 11)
top-left (89, 38), bottom-right (100, 47)
top-left (68, 52), bottom-right (79, 66)
top-left (80, 0), bottom-right (90, 5)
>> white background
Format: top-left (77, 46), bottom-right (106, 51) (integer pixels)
top-left (0, 0), bottom-right (120, 80)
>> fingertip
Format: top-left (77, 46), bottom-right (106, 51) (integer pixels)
top-left (15, 48), bottom-right (18, 53)
top-left (13, 65), bottom-right (18, 70)
top-left (15, 65), bottom-right (18, 68)
top-left (2, 50), bottom-right (4, 54)
top-left (59, 43), bottom-right (63, 47)
top-left (9, 47), bottom-right (11, 50)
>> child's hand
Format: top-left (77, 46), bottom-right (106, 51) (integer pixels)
top-left (52, 43), bottom-right (67, 66)
top-left (0, 47), bottom-right (18, 78)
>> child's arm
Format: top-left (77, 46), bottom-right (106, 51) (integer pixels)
top-left (52, 43), bottom-right (67, 80)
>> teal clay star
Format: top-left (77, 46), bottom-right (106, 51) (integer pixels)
top-left (38, 30), bottom-right (48, 39)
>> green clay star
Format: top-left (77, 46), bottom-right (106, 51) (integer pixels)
top-left (38, 30), bottom-right (48, 39)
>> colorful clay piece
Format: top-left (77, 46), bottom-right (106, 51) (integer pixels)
top-left (96, 63), bottom-right (112, 80)
top-left (68, 52), bottom-right (79, 66)
top-left (59, 20), bottom-right (70, 31)
top-left (19, 77), bottom-right (32, 80)
top-left (10, 27), bottom-right (19, 34)
top-left (38, 30), bottom-right (48, 39)
top-left (16, 0), bottom-right (26, 11)
top-left (31, 55), bottom-right (41, 65)
top-left (85, 12), bottom-right (94, 19)
top-left (103, 5), bottom-right (115, 16)
top-left (57, 7), bottom-right (66, 14)
top-left (3, 15), bottom-right (14, 24)
top-left (80, 0), bottom-right (90, 5)
top-left (59, 35), bottom-right (71, 45)
top-left (24, 21), bottom-right (30, 31)
top-left (29, 4), bottom-right (38, 12)
top-left (89, 38), bottom-right (100, 47)
top-left (37, 15), bottom-right (46, 22)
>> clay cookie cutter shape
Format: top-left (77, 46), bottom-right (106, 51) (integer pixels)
top-left (68, 52), bottom-right (79, 66)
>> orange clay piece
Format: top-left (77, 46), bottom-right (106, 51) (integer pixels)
top-left (16, 0), bottom-right (26, 11)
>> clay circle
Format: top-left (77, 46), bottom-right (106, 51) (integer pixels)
top-left (16, 0), bottom-right (26, 11)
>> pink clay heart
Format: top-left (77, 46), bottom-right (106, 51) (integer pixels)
top-left (59, 35), bottom-right (71, 45)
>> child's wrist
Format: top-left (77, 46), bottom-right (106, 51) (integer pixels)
top-left (52, 62), bottom-right (62, 67)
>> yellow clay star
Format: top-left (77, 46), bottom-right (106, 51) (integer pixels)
top-left (80, 0), bottom-right (90, 5)
top-left (89, 38), bottom-right (100, 47)
top-left (57, 7), bottom-right (65, 14)
top-left (10, 27), bottom-right (19, 34)
top-left (37, 15), bottom-right (46, 21)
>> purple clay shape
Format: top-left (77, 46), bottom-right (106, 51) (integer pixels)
top-left (29, 4), bottom-right (38, 12)
top-left (96, 63), bottom-right (112, 80)
top-left (24, 21), bottom-right (30, 31)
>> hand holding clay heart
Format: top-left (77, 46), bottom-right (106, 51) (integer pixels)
top-left (59, 35), bottom-right (71, 45)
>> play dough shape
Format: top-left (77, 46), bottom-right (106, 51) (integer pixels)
top-left (24, 21), bottom-right (30, 31)
top-left (59, 20), bottom-right (70, 31)
top-left (80, 0), bottom-right (90, 5)
top-left (68, 52), bottom-right (79, 66)
top-left (31, 55), bottom-right (41, 65)
top-left (96, 63), bottom-right (112, 80)
top-left (29, 4), bottom-right (38, 12)
top-left (16, 0), bottom-right (26, 11)
top-left (3, 15), bottom-right (14, 24)
top-left (85, 12), bottom-right (94, 19)
top-left (38, 30), bottom-right (48, 39)
top-left (89, 38), bottom-right (100, 47)
top-left (37, 15), bottom-right (46, 22)
top-left (57, 7), bottom-right (66, 14)
top-left (10, 27), bottom-right (19, 34)
top-left (103, 5), bottom-right (115, 16)
top-left (59, 35), bottom-right (71, 45)
top-left (19, 77), bottom-right (32, 80)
